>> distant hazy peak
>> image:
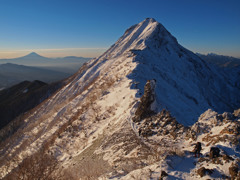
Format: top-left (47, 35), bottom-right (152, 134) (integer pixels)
top-left (23, 52), bottom-right (44, 58)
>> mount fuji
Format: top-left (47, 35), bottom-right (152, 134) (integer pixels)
top-left (1, 18), bottom-right (240, 179)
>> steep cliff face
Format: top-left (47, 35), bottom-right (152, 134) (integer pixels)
top-left (0, 18), bottom-right (239, 179)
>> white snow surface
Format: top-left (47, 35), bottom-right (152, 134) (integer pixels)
top-left (0, 18), bottom-right (239, 179)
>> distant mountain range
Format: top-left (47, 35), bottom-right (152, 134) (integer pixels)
top-left (0, 52), bottom-right (91, 89)
top-left (197, 53), bottom-right (240, 68)
top-left (0, 63), bottom-right (70, 89)
top-left (0, 52), bottom-right (91, 73)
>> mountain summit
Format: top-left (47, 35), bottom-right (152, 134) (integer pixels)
top-left (97, 18), bottom-right (239, 124)
top-left (1, 18), bottom-right (240, 179)
top-left (102, 18), bottom-right (177, 58)
top-left (22, 52), bottom-right (44, 58)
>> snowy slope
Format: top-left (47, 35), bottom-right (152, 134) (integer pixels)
top-left (123, 19), bottom-right (239, 125)
top-left (0, 18), bottom-right (240, 179)
top-left (93, 17), bottom-right (239, 125)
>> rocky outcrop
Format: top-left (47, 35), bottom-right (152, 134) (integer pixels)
top-left (137, 109), bottom-right (185, 138)
top-left (133, 80), bottom-right (156, 122)
top-left (133, 80), bottom-right (186, 140)
top-left (229, 163), bottom-right (239, 180)
top-left (210, 147), bottom-right (220, 159)
top-left (234, 108), bottom-right (240, 117)
top-left (186, 109), bottom-right (240, 147)
top-left (197, 167), bottom-right (213, 177)
top-left (160, 170), bottom-right (168, 179)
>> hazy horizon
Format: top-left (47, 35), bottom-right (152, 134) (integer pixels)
top-left (1, 49), bottom-right (240, 60)
top-left (0, 48), bottom-right (107, 59)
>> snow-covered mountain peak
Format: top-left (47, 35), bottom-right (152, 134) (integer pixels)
top-left (143, 17), bottom-right (157, 23)
top-left (23, 52), bottom-right (43, 58)
top-left (102, 18), bottom-right (178, 59)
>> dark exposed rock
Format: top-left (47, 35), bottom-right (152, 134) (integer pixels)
top-left (198, 157), bottom-right (209, 163)
top-left (229, 163), bottom-right (239, 180)
top-left (212, 157), bottom-right (223, 165)
top-left (216, 114), bottom-right (223, 121)
top-left (160, 170), bottom-right (168, 179)
top-left (222, 112), bottom-right (235, 120)
top-left (137, 108), bottom-right (185, 139)
top-left (221, 174), bottom-right (231, 179)
top-left (210, 147), bottom-right (220, 159)
top-left (133, 80), bottom-right (156, 122)
top-left (170, 131), bottom-right (177, 139)
top-left (197, 167), bottom-right (213, 177)
top-left (186, 129), bottom-right (197, 140)
top-left (223, 154), bottom-right (234, 163)
top-left (139, 128), bottom-right (156, 137)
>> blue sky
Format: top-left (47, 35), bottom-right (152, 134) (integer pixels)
top-left (0, 0), bottom-right (240, 58)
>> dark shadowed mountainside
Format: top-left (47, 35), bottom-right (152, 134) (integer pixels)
top-left (0, 63), bottom-right (70, 89)
top-left (0, 80), bottom-right (64, 139)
